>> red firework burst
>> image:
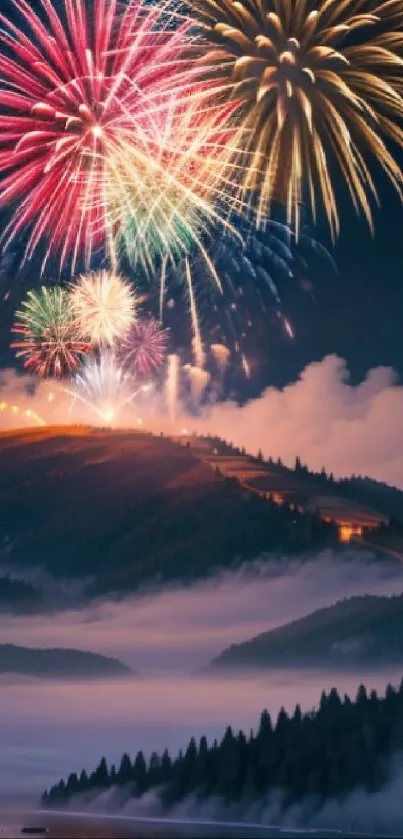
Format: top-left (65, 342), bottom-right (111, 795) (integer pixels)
top-left (0, 0), bottom-right (200, 271)
top-left (119, 317), bottom-right (169, 376)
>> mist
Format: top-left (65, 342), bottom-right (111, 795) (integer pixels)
top-left (3, 670), bottom-right (403, 801)
top-left (1, 549), bottom-right (402, 672)
top-left (2, 354), bottom-right (403, 488)
top-left (1, 548), bottom-right (403, 803)
top-left (73, 756), bottom-right (403, 836)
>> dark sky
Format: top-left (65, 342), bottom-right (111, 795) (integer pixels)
top-left (1, 180), bottom-right (402, 396)
top-left (253, 176), bottom-right (403, 392)
top-left (0, 1), bottom-right (402, 395)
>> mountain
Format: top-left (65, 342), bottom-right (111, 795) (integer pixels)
top-left (0, 644), bottom-right (133, 678)
top-left (207, 594), bottom-right (403, 670)
top-left (0, 426), bottom-right (334, 597)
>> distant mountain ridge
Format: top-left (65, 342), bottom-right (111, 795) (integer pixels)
top-left (208, 594), bottom-right (403, 670)
top-left (0, 644), bottom-right (133, 678)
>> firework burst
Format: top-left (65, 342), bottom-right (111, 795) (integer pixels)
top-left (11, 286), bottom-right (90, 378)
top-left (70, 271), bottom-right (136, 346)
top-left (66, 349), bottom-right (151, 424)
top-left (118, 318), bottom-right (169, 376)
top-left (191, 0), bottom-right (403, 236)
top-left (105, 95), bottom-right (239, 275)
top-left (0, 0), bottom-right (223, 271)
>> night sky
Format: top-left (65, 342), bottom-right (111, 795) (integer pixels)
top-left (0, 0), bottom-right (402, 396)
top-left (2, 179), bottom-right (402, 396)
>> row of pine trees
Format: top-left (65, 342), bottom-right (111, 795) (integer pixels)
top-left (43, 679), bottom-right (403, 811)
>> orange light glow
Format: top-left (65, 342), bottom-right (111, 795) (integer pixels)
top-left (338, 524), bottom-right (363, 543)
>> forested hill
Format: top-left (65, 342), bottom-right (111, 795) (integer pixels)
top-left (0, 644), bottom-right (132, 678)
top-left (208, 594), bottom-right (403, 671)
top-left (43, 678), bottom-right (403, 823)
top-left (0, 427), bottom-right (334, 596)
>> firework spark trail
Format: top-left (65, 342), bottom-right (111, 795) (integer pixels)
top-left (165, 352), bottom-right (180, 419)
top-left (0, 0), bottom-right (236, 272)
top-left (0, 400), bottom-right (46, 427)
top-left (11, 286), bottom-right (91, 378)
top-left (70, 271), bottom-right (136, 346)
top-left (185, 257), bottom-right (204, 369)
top-left (160, 255), bottom-right (168, 323)
top-left (190, 0), bottom-right (403, 237)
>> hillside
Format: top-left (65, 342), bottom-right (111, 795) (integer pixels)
top-left (208, 594), bottom-right (403, 670)
top-left (0, 426), bottom-right (334, 597)
top-left (186, 436), bottom-right (391, 530)
top-left (0, 644), bottom-right (132, 678)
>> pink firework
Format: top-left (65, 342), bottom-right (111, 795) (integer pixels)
top-left (0, 0), bottom-right (202, 271)
top-left (119, 318), bottom-right (169, 376)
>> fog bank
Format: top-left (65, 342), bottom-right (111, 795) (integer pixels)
top-left (1, 550), bottom-right (402, 672)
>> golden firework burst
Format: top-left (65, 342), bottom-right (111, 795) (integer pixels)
top-left (191, 0), bottom-right (403, 236)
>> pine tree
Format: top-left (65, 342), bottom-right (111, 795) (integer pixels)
top-left (133, 751), bottom-right (148, 795)
top-left (117, 753), bottom-right (132, 785)
top-left (92, 757), bottom-right (109, 788)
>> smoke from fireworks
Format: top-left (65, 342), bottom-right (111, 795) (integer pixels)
top-left (211, 343), bottom-right (231, 372)
top-left (70, 271), bottom-right (136, 346)
top-left (118, 318), bottom-right (169, 377)
top-left (191, 0), bottom-right (403, 236)
top-left (11, 286), bottom-right (90, 378)
top-left (166, 353), bottom-right (180, 419)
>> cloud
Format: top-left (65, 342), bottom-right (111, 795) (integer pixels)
top-left (1, 355), bottom-right (403, 487)
top-left (198, 355), bottom-right (403, 488)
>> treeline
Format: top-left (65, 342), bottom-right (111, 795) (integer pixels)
top-left (44, 679), bottom-right (403, 811)
top-left (204, 434), bottom-right (403, 523)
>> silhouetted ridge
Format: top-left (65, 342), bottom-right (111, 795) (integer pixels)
top-left (0, 644), bottom-right (133, 678)
top-left (208, 594), bottom-right (403, 670)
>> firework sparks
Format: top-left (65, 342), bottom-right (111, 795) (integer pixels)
top-left (191, 0), bottom-right (403, 236)
top-left (70, 271), bottom-right (136, 346)
top-left (0, 0), bottom-right (225, 271)
top-left (11, 286), bottom-right (90, 378)
top-left (105, 95), bottom-right (238, 276)
top-left (118, 318), bottom-right (169, 376)
top-left (163, 216), bottom-right (335, 374)
top-left (65, 350), bottom-right (151, 425)
top-left (0, 400), bottom-right (46, 427)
